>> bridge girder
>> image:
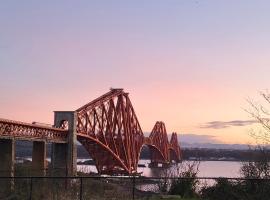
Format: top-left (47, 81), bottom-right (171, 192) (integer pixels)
top-left (169, 132), bottom-right (181, 162)
top-left (75, 89), bottom-right (182, 174)
top-left (0, 118), bottom-right (67, 143)
top-left (76, 89), bottom-right (144, 174)
top-left (0, 89), bottom-right (182, 175)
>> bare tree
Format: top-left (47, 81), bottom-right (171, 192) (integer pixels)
top-left (241, 90), bottom-right (270, 179)
top-left (245, 90), bottom-right (270, 144)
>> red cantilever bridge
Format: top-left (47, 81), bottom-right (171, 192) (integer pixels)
top-left (0, 89), bottom-right (181, 175)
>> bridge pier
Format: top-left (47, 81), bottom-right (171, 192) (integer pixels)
top-left (32, 141), bottom-right (46, 176)
top-left (149, 162), bottom-right (170, 168)
top-left (52, 111), bottom-right (77, 176)
top-left (0, 139), bottom-right (15, 197)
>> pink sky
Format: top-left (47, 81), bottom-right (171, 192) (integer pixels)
top-left (1, 1), bottom-right (270, 144)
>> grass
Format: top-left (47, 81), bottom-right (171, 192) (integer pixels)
top-left (2, 164), bottom-right (199, 200)
top-left (141, 195), bottom-right (198, 200)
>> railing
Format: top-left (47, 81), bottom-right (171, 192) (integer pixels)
top-left (1, 176), bottom-right (270, 200)
top-left (0, 118), bottom-right (68, 143)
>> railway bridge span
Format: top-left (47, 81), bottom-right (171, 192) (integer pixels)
top-left (0, 89), bottom-right (181, 176)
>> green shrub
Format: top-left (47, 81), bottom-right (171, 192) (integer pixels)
top-left (168, 162), bottom-right (200, 198)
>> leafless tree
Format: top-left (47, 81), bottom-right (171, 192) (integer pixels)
top-left (241, 91), bottom-right (270, 179)
top-left (245, 90), bottom-right (270, 144)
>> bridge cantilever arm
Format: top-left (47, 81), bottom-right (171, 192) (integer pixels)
top-left (76, 89), bottom-right (124, 113)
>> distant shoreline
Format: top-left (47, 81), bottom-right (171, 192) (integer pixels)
top-left (15, 141), bottom-right (266, 162)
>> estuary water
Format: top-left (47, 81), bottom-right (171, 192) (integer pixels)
top-left (18, 157), bottom-right (242, 177)
top-left (77, 159), bottom-right (242, 178)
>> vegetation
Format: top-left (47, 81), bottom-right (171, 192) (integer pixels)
top-left (153, 161), bottom-right (200, 199)
top-left (168, 162), bottom-right (199, 198)
top-left (245, 91), bottom-right (270, 144)
top-left (140, 196), bottom-right (198, 200)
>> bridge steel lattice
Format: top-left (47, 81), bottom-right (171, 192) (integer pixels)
top-left (0, 88), bottom-right (181, 177)
top-left (0, 118), bottom-right (67, 143)
top-left (74, 89), bottom-right (181, 174)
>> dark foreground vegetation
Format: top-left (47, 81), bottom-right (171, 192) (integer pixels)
top-left (1, 150), bottom-right (270, 200)
top-left (1, 173), bottom-right (270, 200)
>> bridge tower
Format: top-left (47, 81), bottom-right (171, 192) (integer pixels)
top-left (52, 111), bottom-right (77, 176)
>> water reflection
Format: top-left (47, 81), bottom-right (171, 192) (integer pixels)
top-left (77, 159), bottom-right (242, 178)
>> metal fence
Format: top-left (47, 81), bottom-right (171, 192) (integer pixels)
top-left (1, 176), bottom-right (270, 200)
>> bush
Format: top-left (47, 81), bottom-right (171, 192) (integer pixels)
top-left (200, 179), bottom-right (243, 200)
top-left (169, 175), bottom-right (198, 198)
top-left (168, 161), bottom-right (199, 198)
top-left (200, 146), bottom-right (270, 200)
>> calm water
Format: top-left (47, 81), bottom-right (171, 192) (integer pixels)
top-left (77, 159), bottom-right (242, 178)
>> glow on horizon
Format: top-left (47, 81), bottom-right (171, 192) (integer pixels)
top-left (1, 1), bottom-right (270, 144)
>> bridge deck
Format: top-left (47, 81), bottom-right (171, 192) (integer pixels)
top-left (0, 118), bottom-right (68, 143)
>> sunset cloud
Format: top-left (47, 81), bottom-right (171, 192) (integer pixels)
top-left (199, 120), bottom-right (258, 129)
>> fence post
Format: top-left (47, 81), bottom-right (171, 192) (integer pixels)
top-left (132, 176), bottom-right (135, 200)
top-left (79, 177), bottom-right (83, 200)
top-left (29, 177), bottom-right (33, 200)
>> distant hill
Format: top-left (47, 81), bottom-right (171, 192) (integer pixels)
top-left (180, 142), bottom-right (252, 150)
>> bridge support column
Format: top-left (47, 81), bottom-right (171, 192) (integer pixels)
top-left (32, 141), bottom-right (46, 176)
top-left (52, 111), bottom-right (77, 176)
top-left (0, 139), bottom-right (15, 197)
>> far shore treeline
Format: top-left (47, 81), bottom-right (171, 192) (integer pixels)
top-left (16, 141), bottom-right (268, 161)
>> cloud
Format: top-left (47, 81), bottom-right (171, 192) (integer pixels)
top-left (199, 120), bottom-right (258, 129)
